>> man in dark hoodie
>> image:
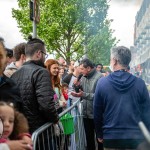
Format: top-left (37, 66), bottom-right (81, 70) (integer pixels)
top-left (94, 46), bottom-right (150, 150)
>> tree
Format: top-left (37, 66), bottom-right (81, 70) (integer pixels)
top-left (87, 20), bottom-right (119, 65)
top-left (12, 0), bottom-right (116, 63)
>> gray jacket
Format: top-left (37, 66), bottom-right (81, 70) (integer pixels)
top-left (81, 68), bottom-right (103, 119)
top-left (4, 62), bottom-right (18, 78)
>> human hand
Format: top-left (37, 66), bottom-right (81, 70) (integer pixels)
top-left (63, 102), bottom-right (67, 107)
top-left (102, 73), bottom-right (107, 77)
top-left (73, 79), bottom-right (80, 86)
top-left (7, 140), bottom-right (32, 150)
top-left (97, 138), bottom-right (103, 143)
top-left (71, 90), bottom-right (83, 97)
top-left (73, 79), bottom-right (78, 85)
top-left (22, 136), bottom-right (32, 146)
top-left (54, 94), bottom-right (58, 101)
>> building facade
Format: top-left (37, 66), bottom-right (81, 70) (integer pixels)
top-left (132, 0), bottom-right (150, 84)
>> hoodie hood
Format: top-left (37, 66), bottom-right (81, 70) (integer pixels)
top-left (5, 62), bottom-right (18, 70)
top-left (107, 70), bottom-right (136, 92)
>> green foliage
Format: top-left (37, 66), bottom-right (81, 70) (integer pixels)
top-left (12, 0), bottom-right (117, 63)
top-left (87, 20), bottom-right (119, 65)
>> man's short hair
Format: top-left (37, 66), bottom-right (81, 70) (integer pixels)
top-left (13, 43), bottom-right (26, 61)
top-left (127, 66), bottom-right (130, 71)
top-left (25, 36), bottom-right (45, 57)
top-left (80, 58), bottom-right (94, 68)
top-left (111, 46), bottom-right (131, 67)
top-left (96, 63), bottom-right (103, 69)
top-left (5, 48), bottom-right (13, 58)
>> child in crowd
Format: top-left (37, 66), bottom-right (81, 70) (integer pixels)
top-left (61, 83), bottom-right (69, 101)
top-left (0, 101), bottom-right (32, 149)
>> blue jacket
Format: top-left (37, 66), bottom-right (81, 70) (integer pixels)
top-left (94, 70), bottom-right (150, 139)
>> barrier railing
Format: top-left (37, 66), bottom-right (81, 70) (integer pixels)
top-left (139, 121), bottom-right (150, 144)
top-left (31, 99), bottom-right (86, 150)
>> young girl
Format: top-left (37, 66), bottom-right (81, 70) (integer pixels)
top-left (61, 83), bottom-right (69, 101)
top-left (0, 101), bottom-right (32, 149)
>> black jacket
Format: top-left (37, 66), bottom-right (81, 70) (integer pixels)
top-left (0, 75), bottom-right (22, 111)
top-left (11, 60), bottom-right (59, 133)
top-left (62, 73), bottom-right (73, 84)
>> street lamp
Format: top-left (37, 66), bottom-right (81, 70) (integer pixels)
top-left (30, 0), bottom-right (40, 38)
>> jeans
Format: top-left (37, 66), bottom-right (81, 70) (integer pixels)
top-left (67, 98), bottom-right (72, 107)
top-left (83, 118), bottom-right (103, 150)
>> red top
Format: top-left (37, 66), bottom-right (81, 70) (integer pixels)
top-left (63, 92), bottom-right (68, 100)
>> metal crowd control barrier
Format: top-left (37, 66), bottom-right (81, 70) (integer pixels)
top-left (31, 99), bottom-right (86, 150)
top-left (139, 121), bottom-right (150, 144)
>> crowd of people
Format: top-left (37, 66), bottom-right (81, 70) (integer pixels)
top-left (0, 36), bottom-right (150, 150)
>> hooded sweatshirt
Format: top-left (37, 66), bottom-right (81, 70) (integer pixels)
top-left (94, 70), bottom-right (150, 140)
top-left (4, 62), bottom-right (18, 78)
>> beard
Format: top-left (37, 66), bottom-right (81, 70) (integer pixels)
top-left (34, 59), bottom-right (45, 68)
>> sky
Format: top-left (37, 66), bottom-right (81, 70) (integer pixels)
top-left (0, 0), bottom-right (25, 48)
top-left (108, 0), bottom-right (143, 47)
top-left (0, 0), bottom-right (143, 48)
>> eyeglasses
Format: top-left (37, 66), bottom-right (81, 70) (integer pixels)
top-left (41, 51), bottom-right (48, 59)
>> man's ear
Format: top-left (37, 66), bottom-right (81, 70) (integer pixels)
top-left (111, 58), bottom-right (117, 66)
top-left (114, 59), bottom-right (118, 65)
top-left (36, 50), bottom-right (41, 58)
top-left (87, 66), bottom-right (91, 72)
top-left (20, 54), bottom-right (25, 60)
